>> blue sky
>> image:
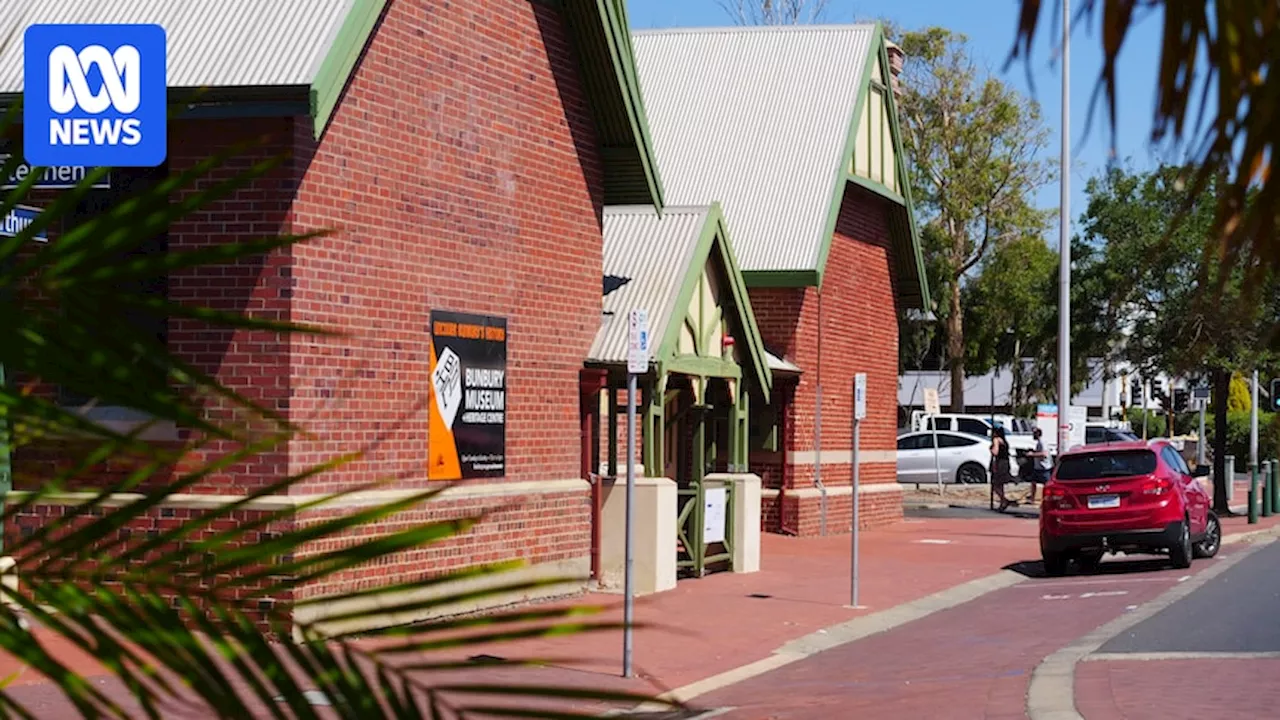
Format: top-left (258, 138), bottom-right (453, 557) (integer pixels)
top-left (630, 0), bottom-right (1178, 242)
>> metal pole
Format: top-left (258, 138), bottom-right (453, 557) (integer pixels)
top-left (1142, 380), bottom-right (1148, 439)
top-left (1226, 453), bottom-right (1236, 507)
top-left (623, 372), bottom-right (636, 678)
top-left (1056, 0), bottom-right (1072, 456)
top-left (931, 421), bottom-right (942, 493)
top-left (1197, 402), bottom-right (1206, 467)
top-left (850, 416), bottom-right (861, 608)
top-left (1251, 370), bottom-right (1259, 471)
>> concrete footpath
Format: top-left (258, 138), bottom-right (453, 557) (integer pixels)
top-left (2, 508), bottom-right (1279, 717)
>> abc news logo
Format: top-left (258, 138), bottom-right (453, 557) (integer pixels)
top-left (24, 24), bottom-right (166, 168)
top-left (48, 44), bottom-right (143, 147)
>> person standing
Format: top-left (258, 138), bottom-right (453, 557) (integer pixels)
top-left (991, 425), bottom-right (1015, 512)
top-left (1025, 427), bottom-right (1052, 504)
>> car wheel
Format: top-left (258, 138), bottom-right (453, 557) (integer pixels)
top-left (1042, 551), bottom-right (1068, 577)
top-left (1193, 512), bottom-right (1221, 559)
top-left (957, 462), bottom-right (987, 485)
top-left (1077, 551), bottom-right (1104, 574)
top-left (1170, 517), bottom-right (1193, 569)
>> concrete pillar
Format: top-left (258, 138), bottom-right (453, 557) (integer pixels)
top-left (598, 476), bottom-right (676, 595)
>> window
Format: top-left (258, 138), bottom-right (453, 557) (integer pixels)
top-left (1057, 450), bottom-right (1158, 481)
top-left (1163, 447), bottom-right (1191, 475)
top-left (957, 419), bottom-right (990, 436)
top-left (938, 434), bottom-right (978, 448)
top-left (898, 435), bottom-right (930, 451)
top-left (1085, 427), bottom-right (1106, 444)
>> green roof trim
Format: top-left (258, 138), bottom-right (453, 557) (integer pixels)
top-left (308, 0), bottom-right (388, 140)
top-left (742, 269), bottom-right (820, 288)
top-left (562, 0), bottom-right (666, 209)
top-left (655, 203), bottom-right (773, 397)
top-left (808, 22), bottom-right (931, 309)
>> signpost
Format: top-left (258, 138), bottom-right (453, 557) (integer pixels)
top-left (623, 309), bottom-right (648, 678)
top-left (1192, 386), bottom-right (1210, 467)
top-left (1067, 406), bottom-right (1087, 451)
top-left (923, 387), bottom-right (942, 494)
top-left (1036, 404), bottom-right (1059, 455)
top-left (850, 373), bottom-right (866, 608)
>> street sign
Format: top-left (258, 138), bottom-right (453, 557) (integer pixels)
top-left (923, 387), bottom-right (940, 416)
top-left (627, 309), bottom-right (649, 374)
top-left (854, 373), bottom-right (867, 420)
top-left (1037, 404), bottom-right (1059, 454)
top-left (0, 205), bottom-right (46, 242)
top-left (1067, 406), bottom-right (1087, 450)
top-left (0, 155), bottom-right (110, 189)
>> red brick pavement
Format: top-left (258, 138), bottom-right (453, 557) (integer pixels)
top-left (1076, 658), bottom-right (1280, 720)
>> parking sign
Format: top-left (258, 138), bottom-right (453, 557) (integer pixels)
top-left (23, 24), bottom-right (168, 167)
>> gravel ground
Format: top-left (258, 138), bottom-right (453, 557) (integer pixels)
top-left (900, 481), bottom-right (1040, 509)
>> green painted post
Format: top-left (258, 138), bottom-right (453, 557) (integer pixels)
top-left (1249, 464), bottom-right (1259, 524)
top-left (1272, 459), bottom-right (1279, 515)
top-left (1262, 462), bottom-right (1272, 518)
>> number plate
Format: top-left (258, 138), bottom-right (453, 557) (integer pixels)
top-left (1087, 494), bottom-right (1120, 509)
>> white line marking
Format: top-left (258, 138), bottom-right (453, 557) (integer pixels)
top-left (916, 539), bottom-right (952, 544)
top-left (1017, 577), bottom-right (1177, 589)
top-left (1042, 594), bottom-right (1071, 600)
top-left (1178, 575), bottom-right (1191, 583)
top-left (1086, 651), bottom-right (1280, 662)
top-left (1078, 591), bottom-right (1128, 599)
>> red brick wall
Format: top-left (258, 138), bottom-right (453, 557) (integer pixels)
top-left (750, 185), bottom-right (904, 534)
top-left (285, 0), bottom-right (603, 496)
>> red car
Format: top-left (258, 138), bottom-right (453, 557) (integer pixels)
top-left (1039, 439), bottom-right (1221, 575)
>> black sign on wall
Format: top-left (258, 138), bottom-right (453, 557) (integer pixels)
top-left (428, 310), bottom-right (507, 480)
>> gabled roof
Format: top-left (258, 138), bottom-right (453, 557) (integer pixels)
top-left (633, 23), bottom-right (929, 305)
top-left (591, 204), bottom-right (772, 395)
top-left (0, 0), bottom-right (665, 207)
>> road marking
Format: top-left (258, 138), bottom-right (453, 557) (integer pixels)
top-left (1177, 575), bottom-right (1191, 583)
top-left (1085, 651), bottom-right (1280, 662)
top-left (1078, 591), bottom-right (1128, 599)
top-left (915, 539), bottom-right (952, 544)
top-left (1018, 577), bottom-right (1179, 589)
top-left (1042, 594), bottom-right (1071, 600)
top-left (1026, 540), bottom-right (1270, 720)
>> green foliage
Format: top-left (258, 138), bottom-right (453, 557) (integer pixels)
top-left (1228, 373), bottom-right (1252, 413)
top-left (895, 26), bottom-right (1052, 408)
top-left (1009, 2), bottom-right (1280, 296)
top-left (1206, 411), bottom-right (1280, 471)
top-left (1125, 409), bottom-right (1167, 441)
top-left (0, 118), bottom-right (669, 716)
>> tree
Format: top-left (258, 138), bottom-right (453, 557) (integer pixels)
top-left (897, 27), bottom-right (1053, 411)
top-left (1009, 2), bottom-right (1280, 294)
top-left (715, 0), bottom-right (830, 24)
top-left (1228, 373), bottom-right (1252, 413)
top-left (1076, 163), bottom-right (1280, 513)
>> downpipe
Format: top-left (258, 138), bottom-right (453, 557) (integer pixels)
top-left (814, 287), bottom-right (827, 535)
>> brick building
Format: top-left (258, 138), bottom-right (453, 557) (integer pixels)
top-left (632, 25), bottom-right (931, 535)
top-left (0, 0), bottom-right (667, 627)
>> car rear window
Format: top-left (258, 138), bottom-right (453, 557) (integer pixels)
top-left (1056, 450), bottom-right (1157, 481)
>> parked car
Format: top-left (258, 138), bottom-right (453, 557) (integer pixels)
top-left (909, 412), bottom-right (1037, 455)
top-left (1039, 439), bottom-right (1220, 576)
top-left (1084, 422), bottom-right (1141, 445)
top-left (896, 430), bottom-right (1011, 485)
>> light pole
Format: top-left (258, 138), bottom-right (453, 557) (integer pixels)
top-left (1056, 0), bottom-right (1072, 454)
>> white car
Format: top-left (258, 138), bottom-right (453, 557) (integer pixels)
top-left (897, 429), bottom-right (1015, 485)
top-left (909, 412), bottom-right (1037, 455)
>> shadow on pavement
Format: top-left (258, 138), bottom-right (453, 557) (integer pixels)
top-left (1003, 556), bottom-right (1174, 579)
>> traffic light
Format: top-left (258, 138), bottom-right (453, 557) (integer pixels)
top-left (1173, 388), bottom-right (1188, 414)
top-left (1272, 378), bottom-right (1280, 411)
top-left (1131, 377), bottom-right (1143, 406)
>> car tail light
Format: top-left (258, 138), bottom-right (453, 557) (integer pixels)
top-left (1140, 477), bottom-right (1172, 496)
top-left (1044, 484), bottom-right (1074, 510)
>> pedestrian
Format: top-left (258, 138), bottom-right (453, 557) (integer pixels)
top-left (990, 425), bottom-right (1015, 511)
top-left (1025, 427), bottom-right (1051, 504)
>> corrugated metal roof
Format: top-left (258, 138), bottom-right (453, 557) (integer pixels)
top-left (590, 205), bottom-right (711, 364)
top-left (0, 0), bottom-right (353, 92)
top-left (633, 25), bottom-right (875, 274)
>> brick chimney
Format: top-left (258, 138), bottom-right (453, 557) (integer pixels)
top-left (885, 40), bottom-right (905, 100)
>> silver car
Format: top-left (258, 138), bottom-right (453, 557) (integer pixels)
top-left (896, 429), bottom-right (1000, 485)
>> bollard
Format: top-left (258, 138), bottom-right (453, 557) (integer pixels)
top-left (1263, 462), bottom-right (1273, 518)
top-left (1249, 464), bottom-right (1260, 524)
top-left (1272, 459), bottom-right (1280, 515)
top-left (1226, 454), bottom-right (1237, 505)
